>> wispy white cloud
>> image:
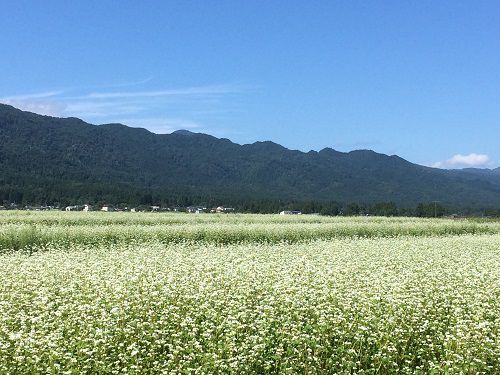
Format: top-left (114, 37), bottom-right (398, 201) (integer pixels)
top-left (0, 90), bottom-right (67, 116)
top-left (82, 76), bottom-right (154, 90)
top-left (1, 81), bottom-right (250, 135)
top-left (1, 99), bottom-right (66, 117)
top-left (432, 153), bottom-right (492, 169)
top-left (1, 90), bottom-right (64, 101)
top-left (85, 83), bottom-right (244, 99)
top-left (64, 101), bottom-right (145, 118)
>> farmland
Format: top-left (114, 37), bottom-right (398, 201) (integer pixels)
top-left (0, 212), bottom-right (498, 373)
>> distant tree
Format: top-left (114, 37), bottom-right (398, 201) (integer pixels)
top-left (320, 202), bottom-right (340, 216)
top-left (484, 208), bottom-right (500, 217)
top-left (345, 203), bottom-right (360, 215)
top-left (415, 202), bottom-right (445, 217)
top-left (370, 202), bottom-right (398, 216)
top-left (140, 193), bottom-right (153, 205)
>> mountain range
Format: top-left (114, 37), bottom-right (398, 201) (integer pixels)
top-left (1, 103), bottom-right (499, 209)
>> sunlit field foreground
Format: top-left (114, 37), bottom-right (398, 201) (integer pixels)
top-left (0, 212), bottom-right (498, 373)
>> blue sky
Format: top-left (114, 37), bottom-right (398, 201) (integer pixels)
top-left (1, 1), bottom-right (499, 168)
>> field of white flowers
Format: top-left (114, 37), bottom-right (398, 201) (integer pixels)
top-left (1, 211), bottom-right (500, 252)
top-left (0, 212), bottom-right (498, 373)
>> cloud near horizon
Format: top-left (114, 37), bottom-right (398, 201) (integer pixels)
top-left (0, 82), bottom-right (247, 134)
top-left (432, 153), bottom-right (492, 169)
top-left (0, 90), bottom-right (67, 116)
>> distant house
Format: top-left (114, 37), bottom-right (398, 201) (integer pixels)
top-left (216, 206), bottom-right (235, 213)
top-left (151, 206), bottom-right (160, 212)
top-left (101, 206), bottom-right (112, 212)
top-left (83, 204), bottom-right (92, 212)
top-left (279, 210), bottom-right (302, 215)
top-left (187, 206), bottom-right (206, 214)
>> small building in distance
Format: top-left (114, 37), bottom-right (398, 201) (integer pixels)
top-left (187, 206), bottom-right (207, 213)
top-left (83, 204), bottom-right (93, 212)
top-left (279, 210), bottom-right (302, 215)
top-left (216, 206), bottom-right (235, 213)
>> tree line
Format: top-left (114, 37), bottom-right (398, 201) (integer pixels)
top-left (1, 185), bottom-right (499, 217)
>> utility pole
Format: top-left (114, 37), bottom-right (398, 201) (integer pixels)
top-left (432, 201), bottom-right (440, 218)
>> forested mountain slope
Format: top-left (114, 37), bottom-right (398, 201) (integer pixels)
top-left (1, 103), bottom-right (499, 208)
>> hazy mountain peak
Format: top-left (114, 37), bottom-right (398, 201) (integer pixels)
top-left (172, 129), bottom-right (196, 136)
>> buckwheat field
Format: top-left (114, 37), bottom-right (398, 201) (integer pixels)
top-left (0, 212), bottom-right (498, 374)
